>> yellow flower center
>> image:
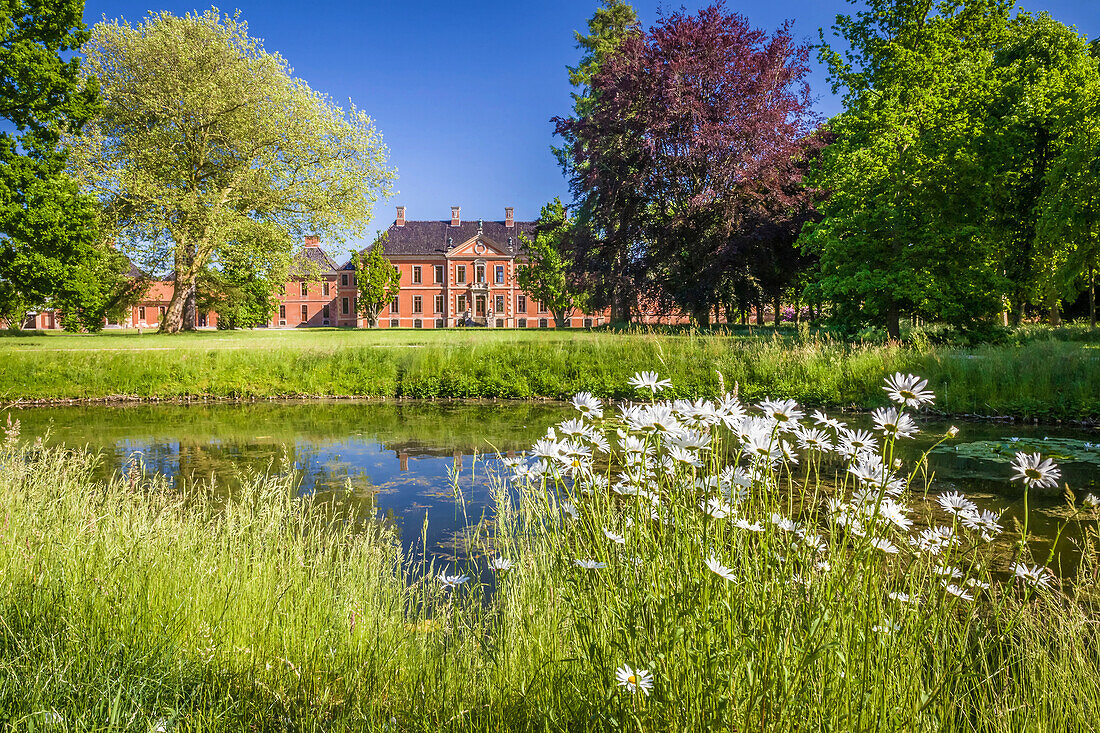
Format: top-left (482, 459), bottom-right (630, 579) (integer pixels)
top-left (1026, 468), bottom-right (1041, 479)
top-left (628, 675), bottom-right (637, 685)
top-left (900, 390), bottom-right (915, 400)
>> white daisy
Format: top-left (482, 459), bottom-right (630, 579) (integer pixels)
top-left (1009, 453), bottom-right (1061, 490)
top-left (573, 559), bottom-right (607, 570)
top-left (888, 591), bottom-right (916, 604)
top-left (629, 371), bottom-right (672, 395)
top-left (488, 557), bottom-right (514, 571)
top-left (571, 392), bottom-right (604, 418)
top-left (770, 513), bottom-right (801, 533)
top-left (871, 407), bottom-right (919, 439)
top-left (883, 373), bottom-right (935, 408)
top-left (943, 583), bottom-right (973, 600)
top-left (700, 498), bottom-right (732, 519)
top-left (1011, 562), bottom-right (1053, 588)
top-left (438, 572), bottom-right (470, 590)
top-left (758, 398), bottom-right (804, 426)
top-left (869, 537), bottom-right (899, 554)
top-left (733, 518), bottom-right (765, 532)
top-left (937, 491), bottom-right (978, 517)
top-left (705, 556), bottom-right (737, 582)
top-left (1084, 494), bottom-right (1100, 508)
top-left (615, 664), bottom-right (654, 695)
top-left (602, 528), bottom-right (626, 545)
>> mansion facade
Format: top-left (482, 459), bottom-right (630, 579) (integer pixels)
top-left (20, 207), bottom-right (622, 331)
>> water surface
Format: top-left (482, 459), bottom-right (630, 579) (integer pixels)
top-left (9, 401), bottom-right (1099, 564)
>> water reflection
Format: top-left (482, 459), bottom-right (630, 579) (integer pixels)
top-left (10, 401), bottom-right (1099, 566)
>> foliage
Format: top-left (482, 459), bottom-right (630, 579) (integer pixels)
top-left (515, 199), bottom-right (588, 327)
top-left (802, 0), bottom-right (1015, 340)
top-left (354, 233), bottom-right (400, 328)
top-left (67, 9), bottom-right (395, 333)
top-left (556, 2), bottom-right (818, 326)
top-left (937, 438), bottom-right (1100, 467)
top-left (0, 0), bottom-right (134, 332)
top-left (204, 238), bottom-right (288, 329)
top-left (553, 1), bottom-right (640, 322)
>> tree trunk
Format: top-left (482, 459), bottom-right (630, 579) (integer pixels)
top-left (1048, 296), bottom-right (1061, 326)
top-left (1090, 266), bottom-right (1096, 329)
top-left (773, 295), bottom-right (781, 327)
top-left (739, 305), bottom-right (747, 325)
top-left (161, 276), bottom-right (198, 333)
top-left (1012, 298), bottom-right (1025, 326)
top-left (553, 309), bottom-right (571, 328)
top-left (886, 301), bottom-right (901, 342)
top-left (693, 305), bottom-right (710, 328)
top-left (793, 292), bottom-right (802, 326)
top-left (754, 302), bottom-right (763, 326)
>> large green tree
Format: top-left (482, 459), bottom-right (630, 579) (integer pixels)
top-left (802, 0), bottom-right (1012, 339)
top-left (354, 234), bottom-right (400, 329)
top-left (554, 0), bottom-right (641, 323)
top-left (984, 13), bottom-right (1100, 325)
top-left (0, 0), bottom-right (133, 331)
top-left (515, 199), bottom-right (589, 328)
top-left (67, 9), bottom-right (395, 333)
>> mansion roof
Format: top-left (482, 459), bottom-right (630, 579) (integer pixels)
top-left (346, 219), bottom-right (536, 265)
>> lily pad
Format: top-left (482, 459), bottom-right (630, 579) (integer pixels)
top-left (934, 438), bottom-right (1100, 466)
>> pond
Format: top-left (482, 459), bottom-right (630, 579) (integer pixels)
top-left (8, 401), bottom-right (1100, 565)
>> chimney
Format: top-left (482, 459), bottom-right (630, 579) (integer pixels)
top-left (395, 206), bottom-right (406, 227)
top-left (451, 206), bottom-right (461, 227)
top-left (304, 235), bottom-right (320, 247)
top-left (505, 207), bottom-right (514, 227)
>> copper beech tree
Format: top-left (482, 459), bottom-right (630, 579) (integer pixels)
top-left (67, 10), bottom-right (395, 332)
top-left (556, 2), bottom-right (819, 326)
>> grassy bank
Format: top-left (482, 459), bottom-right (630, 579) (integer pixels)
top-left (1, 380), bottom-right (1099, 731)
top-left (1, 328), bottom-right (1098, 419)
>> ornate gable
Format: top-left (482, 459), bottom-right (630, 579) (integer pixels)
top-left (446, 234), bottom-right (512, 259)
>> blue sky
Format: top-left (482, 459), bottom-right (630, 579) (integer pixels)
top-left (83, 0), bottom-right (1099, 253)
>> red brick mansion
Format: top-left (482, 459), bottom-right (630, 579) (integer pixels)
top-left (20, 207), bottom-right (639, 330)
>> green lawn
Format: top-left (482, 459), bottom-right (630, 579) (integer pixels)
top-left (1, 326), bottom-right (1098, 419)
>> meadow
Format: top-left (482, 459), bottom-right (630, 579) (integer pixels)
top-left (0, 325), bottom-right (1098, 419)
top-left (1, 374), bottom-right (1098, 731)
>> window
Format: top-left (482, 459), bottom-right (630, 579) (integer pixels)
top-left (390, 297), bottom-right (399, 314)
top-left (476, 263), bottom-right (485, 283)
top-left (301, 305), bottom-right (308, 321)
top-left (413, 296), bottom-right (422, 314)
top-left (434, 295), bottom-right (444, 313)
top-left (300, 282), bottom-right (309, 296)
top-left (413, 319), bottom-right (422, 329)
top-left (494, 295), bottom-right (504, 312)
top-left (341, 297), bottom-right (349, 315)
top-left (457, 295), bottom-right (467, 312)
top-left (495, 265), bottom-right (504, 283)
top-left (323, 305), bottom-right (330, 319)
top-left (279, 305), bottom-right (286, 321)
top-left (538, 301), bottom-right (548, 313)
top-left (496, 318), bottom-right (504, 328)
top-left (457, 265), bottom-right (466, 284)
top-left (413, 266), bottom-right (422, 284)
top-left (539, 318), bottom-right (548, 328)
top-left (138, 306), bottom-right (145, 321)
top-left (583, 318), bottom-right (593, 328)
top-left (517, 295), bottom-right (526, 313)
top-left (435, 318), bottom-right (445, 328)
top-left (434, 265), bottom-right (444, 283)
top-left (518, 318), bottom-right (526, 328)
top-left (390, 319), bottom-right (399, 328)
top-left (322, 281), bottom-right (330, 297)
top-left (341, 273), bottom-right (348, 286)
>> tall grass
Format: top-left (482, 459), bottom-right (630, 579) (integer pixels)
top-left (1, 329), bottom-right (1098, 418)
top-left (2, 373), bottom-right (1100, 730)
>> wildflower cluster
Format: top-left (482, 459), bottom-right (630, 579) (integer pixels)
top-left (497, 371), bottom-right (1066, 704)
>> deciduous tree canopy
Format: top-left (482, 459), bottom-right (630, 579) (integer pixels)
top-left (67, 9), bottom-right (395, 333)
